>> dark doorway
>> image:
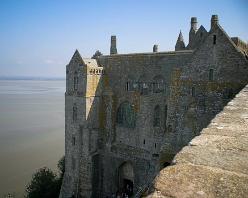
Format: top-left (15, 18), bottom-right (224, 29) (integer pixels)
top-left (118, 162), bottom-right (134, 197)
top-left (122, 179), bottom-right (133, 196)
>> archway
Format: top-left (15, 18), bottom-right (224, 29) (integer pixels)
top-left (118, 162), bottom-right (134, 196)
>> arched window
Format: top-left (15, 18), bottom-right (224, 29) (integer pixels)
top-left (73, 104), bottom-right (77, 121)
top-left (116, 101), bottom-right (136, 128)
top-left (153, 105), bottom-right (161, 127)
top-left (153, 75), bottom-right (165, 93)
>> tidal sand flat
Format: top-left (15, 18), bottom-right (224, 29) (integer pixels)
top-left (0, 80), bottom-right (65, 197)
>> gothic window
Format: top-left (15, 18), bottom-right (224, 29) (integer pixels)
top-left (73, 104), bottom-right (77, 121)
top-left (74, 72), bottom-right (78, 91)
top-left (153, 105), bottom-right (161, 127)
top-left (116, 101), bottom-right (136, 128)
top-left (153, 75), bottom-right (165, 93)
top-left (213, 35), bottom-right (217, 44)
top-left (209, 69), bottom-right (214, 81)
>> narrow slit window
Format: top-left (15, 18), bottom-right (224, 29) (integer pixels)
top-left (73, 105), bottom-right (77, 121)
top-left (74, 75), bottom-right (78, 91)
top-left (213, 35), bottom-right (216, 45)
top-left (126, 82), bottom-right (129, 91)
top-left (72, 136), bottom-right (76, 145)
top-left (209, 69), bottom-right (214, 81)
top-left (192, 87), bottom-right (195, 97)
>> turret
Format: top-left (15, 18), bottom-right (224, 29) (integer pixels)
top-left (211, 15), bottom-right (219, 30)
top-left (110, 35), bottom-right (117, 55)
top-left (175, 30), bottom-right (186, 51)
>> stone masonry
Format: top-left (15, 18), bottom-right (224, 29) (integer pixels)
top-left (59, 15), bottom-right (248, 198)
top-left (146, 84), bottom-right (248, 198)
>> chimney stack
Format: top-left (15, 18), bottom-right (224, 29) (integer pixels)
top-left (153, 44), bottom-right (158, 52)
top-left (110, 35), bottom-right (117, 55)
top-left (190, 17), bottom-right (198, 32)
top-left (211, 15), bottom-right (219, 29)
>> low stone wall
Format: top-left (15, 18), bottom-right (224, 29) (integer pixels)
top-left (146, 84), bottom-right (248, 198)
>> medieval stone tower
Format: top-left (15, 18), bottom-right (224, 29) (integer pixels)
top-left (60, 15), bottom-right (248, 198)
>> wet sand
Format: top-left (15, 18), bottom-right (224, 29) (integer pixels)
top-left (0, 80), bottom-right (65, 197)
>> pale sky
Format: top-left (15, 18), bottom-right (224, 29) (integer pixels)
top-left (0, 0), bottom-right (247, 78)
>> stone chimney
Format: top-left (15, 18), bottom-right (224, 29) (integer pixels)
top-left (153, 45), bottom-right (158, 52)
top-left (191, 17), bottom-right (198, 32)
top-left (211, 15), bottom-right (219, 29)
top-left (110, 35), bottom-right (117, 55)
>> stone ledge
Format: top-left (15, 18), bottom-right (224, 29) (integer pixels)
top-left (148, 164), bottom-right (248, 198)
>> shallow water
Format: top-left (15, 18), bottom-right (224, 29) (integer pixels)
top-left (0, 80), bottom-right (65, 197)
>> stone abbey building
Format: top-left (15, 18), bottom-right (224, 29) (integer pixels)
top-left (60, 15), bottom-right (248, 198)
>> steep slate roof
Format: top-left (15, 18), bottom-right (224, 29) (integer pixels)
top-left (69, 49), bottom-right (84, 65)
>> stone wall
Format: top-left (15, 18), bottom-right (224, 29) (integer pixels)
top-left (146, 84), bottom-right (248, 198)
top-left (60, 15), bottom-right (248, 198)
